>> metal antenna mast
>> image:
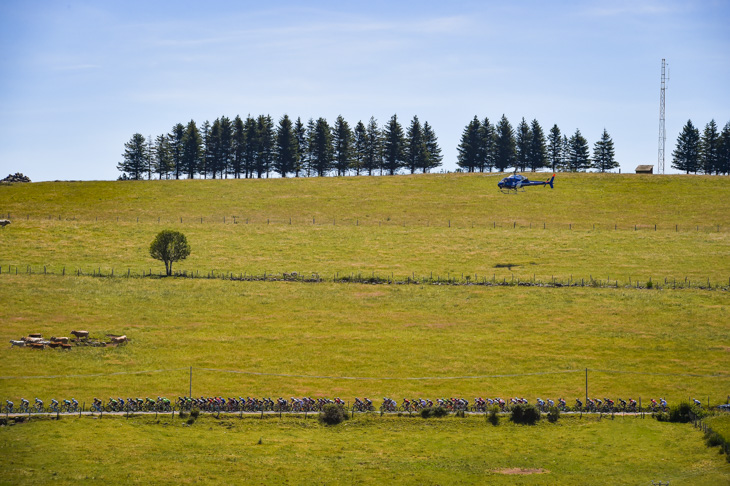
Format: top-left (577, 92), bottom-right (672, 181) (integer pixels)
top-left (658, 59), bottom-right (668, 174)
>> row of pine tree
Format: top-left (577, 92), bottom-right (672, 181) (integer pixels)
top-left (456, 115), bottom-right (617, 173)
top-left (672, 119), bottom-right (730, 174)
top-left (118, 114), bottom-right (443, 180)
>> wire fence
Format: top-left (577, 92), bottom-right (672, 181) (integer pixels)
top-left (2, 264), bottom-right (728, 291)
top-left (1, 212), bottom-right (728, 233)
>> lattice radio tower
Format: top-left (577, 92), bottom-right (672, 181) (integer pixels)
top-left (658, 59), bottom-right (669, 174)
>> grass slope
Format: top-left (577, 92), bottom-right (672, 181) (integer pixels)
top-left (1, 415), bottom-right (728, 485)
top-left (1, 276), bottom-right (728, 402)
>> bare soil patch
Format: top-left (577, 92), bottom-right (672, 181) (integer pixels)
top-left (495, 468), bottom-right (548, 475)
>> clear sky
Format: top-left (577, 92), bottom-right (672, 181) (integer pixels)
top-left (1, 0), bottom-right (728, 181)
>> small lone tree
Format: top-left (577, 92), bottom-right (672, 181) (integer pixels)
top-left (149, 230), bottom-right (191, 276)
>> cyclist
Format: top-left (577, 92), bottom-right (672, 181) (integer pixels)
top-left (35, 397), bottom-right (44, 411)
top-left (20, 398), bottom-right (30, 411)
top-left (50, 399), bottom-right (59, 412)
top-left (5, 400), bottom-right (14, 412)
top-left (692, 398), bottom-right (702, 408)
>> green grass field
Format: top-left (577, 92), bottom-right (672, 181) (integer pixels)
top-left (1, 414), bottom-right (729, 485)
top-left (1, 173), bottom-right (729, 482)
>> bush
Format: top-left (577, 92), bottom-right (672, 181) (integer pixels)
top-left (319, 404), bottom-right (348, 425)
top-left (488, 407), bottom-right (500, 426)
top-left (547, 406), bottom-right (560, 423)
top-left (654, 402), bottom-right (701, 423)
top-left (186, 417), bottom-right (196, 425)
top-left (190, 408), bottom-right (200, 419)
top-left (419, 407), bottom-right (448, 419)
top-left (705, 430), bottom-right (725, 448)
top-left (510, 404), bottom-right (541, 425)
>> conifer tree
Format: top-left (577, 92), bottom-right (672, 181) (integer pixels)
top-left (207, 119), bottom-right (222, 178)
top-left (153, 134), bottom-right (173, 180)
top-left (219, 116), bottom-right (233, 178)
top-left (671, 120), bottom-right (701, 174)
top-left (352, 120), bottom-right (367, 176)
top-left (364, 117), bottom-right (381, 176)
top-left (305, 118), bottom-right (317, 177)
top-left (199, 121), bottom-right (211, 178)
top-left (700, 119), bottom-right (720, 174)
top-left (243, 115), bottom-right (258, 179)
top-left (118, 133), bottom-right (147, 180)
top-left (457, 116), bottom-right (482, 172)
top-left (232, 115), bottom-right (245, 179)
top-left (332, 115), bottom-right (353, 176)
top-left (256, 115), bottom-right (275, 178)
top-left (591, 128), bottom-right (617, 172)
top-left (547, 124), bottom-right (562, 171)
top-left (567, 129), bottom-right (590, 171)
top-left (494, 115), bottom-right (516, 172)
top-left (528, 119), bottom-right (547, 172)
top-left (293, 117), bottom-right (307, 177)
top-left (274, 114), bottom-right (297, 177)
top-left (405, 116), bottom-right (427, 174)
top-left (479, 117), bottom-right (495, 172)
top-left (718, 121), bottom-right (730, 175)
top-left (422, 121), bottom-right (442, 173)
top-left (310, 117), bottom-right (333, 177)
top-left (382, 114), bottom-right (405, 175)
top-left (181, 120), bottom-right (202, 179)
top-left (515, 118), bottom-right (531, 172)
top-left (170, 123), bottom-right (185, 179)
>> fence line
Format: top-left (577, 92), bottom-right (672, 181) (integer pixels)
top-left (1, 264), bottom-right (728, 292)
top-left (2, 367), bottom-right (727, 382)
top-left (2, 213), bottom-right (727, 233)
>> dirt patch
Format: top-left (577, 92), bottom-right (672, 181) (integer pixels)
top-left (495, 468), bottom-right (548, 475)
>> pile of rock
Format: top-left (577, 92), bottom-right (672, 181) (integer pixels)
top-left (2, 173), bottom-right (31, 183)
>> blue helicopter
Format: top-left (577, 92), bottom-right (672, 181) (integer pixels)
top-left (498, 173), bottom-right (555, 193)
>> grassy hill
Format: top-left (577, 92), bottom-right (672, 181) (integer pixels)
top-left (1, 173), bottom-right (729, 283)
top-left (1, 172), bottom-right (729, 483)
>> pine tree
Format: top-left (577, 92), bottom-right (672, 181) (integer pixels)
top-left (480, 117), bottom-right (495, 172)
top-left (146, 135), bottom-right (154, 180)
top-left (207, 119), bottom-right (222, 178)
top-left (547, 125), bottom-right (562, 171)
top-left (382, 114), bottom-right (405, 175)
top-left (153, 134), bottom-right (173, 180)
top-left (305, 118), bottom-right (317, 177)
top-left (181, 120), bottom-right (202, 179)
top-left (352, 120), bottom-right (367, 176)
top-left (364, 117), bottom-right (381, 176)
top-left (256, 115), bottom-right (275, 178)
top-left (310, 117), bottom-right (333, 177)
top-left (170, 123), bottom-right (185, 179)
top-left (422, 121), bottom-right (442, 173)
top-left (494, 115), bottom-right (516, 172)
top-left (671, 120), bottom-right (701, 174)
top-left (700, 119), bottom-right (720, 174)
top-left (219, 116), bottom-right (233, 178)
top-left (243, 115), bottom-right (258, 179)
top-left (718, 121), bottom-right (730, 175)
top-left (332, 115), bottom-right (353, 176)
top-left (232, 115), bottom-right (245, 179)
top-left (199, 121), bottom-right (211, 179)
top-left (293, 117), bottom-right (307, 177)
top-left (457, 116), bottom-right (482, 172)
top-left (274, 114), bottom-right (297, 177)
top-left (405, 115), bottom-right (426, 174)
top-left (528, 119), bottom-right (547, 172)
top-left (118, 133), bottom-right (147, 180)
top-left (515, 118), bottom-right (531, 172)
top-left (560, 135), bottom-right (570, 171)
top-left (591, 128), bottom-right (617, 172)
top-left (567, 129), bottom-right (590, 171)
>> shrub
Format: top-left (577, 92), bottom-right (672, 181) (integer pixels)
top-left (432, 406), bottom-right (448, 418)
top-left (178, 411), bottom-right (188, 419)
top-left (419, 407), bottom-right (433, 419)
top-left (190, 408), bottom-right (200, 419)
top-left (654, 402), bottom-right (701, 423)
top-left (488, 407), bottom-right (500, 426)
top-left (705, 430), bottom-right (724, 448)
top-left (186, 417), bottom-right (195, 425)
top-left (547, 406), bottom-right (560, 423)
top-left (319, 404), bottom-right (348, 426)
top-left (510, 404), bottom-right (541, 425)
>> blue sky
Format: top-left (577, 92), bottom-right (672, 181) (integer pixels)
top-left (1, 0), bottom-right (728, 181)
